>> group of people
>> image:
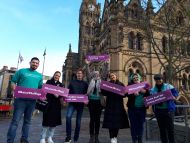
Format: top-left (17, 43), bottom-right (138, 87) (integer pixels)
top-left (7, 57), bottom-right (178, 143)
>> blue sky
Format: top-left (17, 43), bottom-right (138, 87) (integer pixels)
top-left (0, 0), bottom-right (104, 77)
top-left (0, 0), bottom-right (159, 77)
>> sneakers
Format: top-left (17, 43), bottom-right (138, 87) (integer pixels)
top-left (64, 137), bottom-right (72, 143)
top-left (47, 137), bottom-right (54, 143)
top-left (40, 139), bottom-right (46, 143)
top-left (111, 137), bottom-right (117, 143)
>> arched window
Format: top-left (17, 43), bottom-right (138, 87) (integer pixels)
top-left (128, 32), bottom-right (135, 49)
top-left (86, 22), bottom-right (90, 35)
top-left (176, 11), bottom-right (184, 26)
top-left (182, 74), bottom-right (187, 90)
top-left (162, 36), bottom-right (168, 53)
top-left (181, 40), bottom-right (187, 56)
top-left (136, 33), bottom-right (143, 50)
top-left (127, 61), bottom-right (144, 83)
top-left (131, 4), bottom-right (138, 18)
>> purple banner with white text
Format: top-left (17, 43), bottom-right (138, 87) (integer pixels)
top-left (14, 86), bottom-right (45, 99)
top-left (100, 80), bottom-right (125, 96)
top-left (86, 54), bottom-right (109, 62)
top-left (42, 84), bottom-right (69, 97)
top-left (144, 90), bottom-right (174, 107)
top-left (65, 94), bottom-right (88, 103)
top-left (125, 82), bottom-right (151, 94)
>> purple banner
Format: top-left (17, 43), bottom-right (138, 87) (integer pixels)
top-left (86, 54), bottom-right (109, 62)
top-left (144, 90), bottom-right (175, 107)
top-left (65, 94), bottom-right (88, 103)
top-left (100, 80), bottom-right (125, 96)
top-left (14, 86), bottom-right (45, 99)
top-left (42, 84), bottom-right (69, 97)
top-left (125, 82), bottom-right (151, 94)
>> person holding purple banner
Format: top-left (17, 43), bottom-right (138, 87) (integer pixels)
top-left (101, 72), bottom-right (129, 143)
top-left (7, 57), bottom-right (43, 143)
top-left (85, 59), bottom-right (109, 143)
top-left (150, 74), bottom-right (178, 143)
top-left (40, 71), bottom-right (64, 143)
top-left (64, 68), bottom-right (88, 143)
top-left (127, 73), bottom-right (150, 143)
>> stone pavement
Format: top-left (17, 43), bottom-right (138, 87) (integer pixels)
top-left (0, 108), bottom-right (160, 143)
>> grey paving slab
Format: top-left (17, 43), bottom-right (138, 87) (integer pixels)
top-left (0, 109), bottom-right (160, 143)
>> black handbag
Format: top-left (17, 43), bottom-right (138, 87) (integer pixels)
top-left (35, 100), bottom-right (49, 112)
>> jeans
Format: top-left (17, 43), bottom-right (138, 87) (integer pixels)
top-left (128, 107), bottom-right (146, 141)
top-left (40, 126), bottom-right (55, 139)
top-left (88, 100), bottom-right (102, 135)
top-left (155, 109), bottom-right (175, 143)
top-left (66, 103), bottom-right (84, 141)
top-left (7, 98), bottom-right (36, 143)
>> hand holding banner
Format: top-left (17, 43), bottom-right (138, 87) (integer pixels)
top-left (144, 90), bottom-right (175, 107)
top-left (14, 86), bottom-right (45, 99)
top-left (125, 82), bottom-right (151, 94)
top-left (65, 94), bottom-right (88, 103)
top-left (86, 54), bottom-right (109, 62)
top-left (42, 84), bottom-right (69, 97)
top-left (100, 80), bottom-right (126, 96)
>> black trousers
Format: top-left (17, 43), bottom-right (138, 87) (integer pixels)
top-left (88, 100), bottom-right (102, 135)
top-left (109, 129), bottom-right (119, 138)
top-left (155, 109), bottom-right (175, 143)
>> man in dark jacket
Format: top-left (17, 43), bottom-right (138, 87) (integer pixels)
top-left (64, 69), bottom-right (88, 143)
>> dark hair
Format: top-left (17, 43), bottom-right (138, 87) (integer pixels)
top-left (31, 57), bottom-right (40, 62)
top-left (154, 74), bottom-right (163, 80)
top-left (76, 68), bottom-right (84, 74)
top-left (51, 71), bottom-right (61, 80)
top-left (53, 71), bottom-right (61, 76)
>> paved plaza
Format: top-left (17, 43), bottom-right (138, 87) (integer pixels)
top-left (0, 108), bottom-right (160, 143)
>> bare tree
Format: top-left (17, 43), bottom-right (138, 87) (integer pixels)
top-left (142, 0), bottom-right (190, 84)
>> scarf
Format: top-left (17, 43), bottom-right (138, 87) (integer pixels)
top-left (87, 78), bottom-right (101, 96)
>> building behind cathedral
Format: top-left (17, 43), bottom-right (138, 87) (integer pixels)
top-left (63, 0), bottom-right (190, 104)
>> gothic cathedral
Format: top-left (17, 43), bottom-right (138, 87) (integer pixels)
top-left (62, 0), bottom-right (190, 104)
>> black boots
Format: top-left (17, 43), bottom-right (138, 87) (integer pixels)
top-left (89, 135), bottom-right (95, 143)
top-left (95, 134), bottom-right (100, 143)
top-left (137, 136), bottom-right (143, 143)
top-left (89, 134), bottom-right (100, 143)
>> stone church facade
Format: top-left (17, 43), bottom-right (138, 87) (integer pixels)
top-left (63, 0), bottom-right (190, 104)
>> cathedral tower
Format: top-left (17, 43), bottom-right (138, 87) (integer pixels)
top-left (78, 0), bottom-right (101, 65)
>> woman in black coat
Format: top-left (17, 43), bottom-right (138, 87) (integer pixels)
top-left (40, 71), bottom-right (64, 143)
top-left (101, 72), bottom-right (129, 143)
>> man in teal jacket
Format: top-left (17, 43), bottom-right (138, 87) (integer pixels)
top-left (151, 74), bottom-right (178, 143)
top-left (7, 57), bottom-right (43, 143)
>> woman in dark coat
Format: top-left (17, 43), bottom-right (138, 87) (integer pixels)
top-left (101, 72), bottom-right (129, 143)
top-left (40, 71), bottom-right (64, 143)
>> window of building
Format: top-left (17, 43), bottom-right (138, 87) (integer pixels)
top-left (128, 32), bottom-right (135, 49)
top-left (176, 11), bottom-right (184, 26)
top-left (182, 74), bottom-right (187, 90)
top-left (181, 40), bottom-right (187, 56)
top-left (162, 36), bottom-right (168, 53)
top-left (131, 4), bottom-right (138, 18)
top-left (136, 33), bottom-right (143, 50)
